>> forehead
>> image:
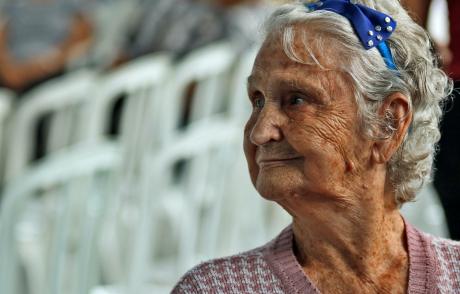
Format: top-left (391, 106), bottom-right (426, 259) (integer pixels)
top-left (252, 26), bottom-right (345, 79)
top-left (249, 29), bottom-right (351, 94)
top-left (259, 23), bottom-right (343, 69)
top-left (248, 28), bottom-right (355, 108)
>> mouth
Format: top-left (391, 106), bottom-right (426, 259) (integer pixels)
top-left (257, 157), bottom-right (303, 168)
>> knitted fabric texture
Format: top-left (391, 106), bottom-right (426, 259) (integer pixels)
top-left (172, 221), bottom-right (460, 293)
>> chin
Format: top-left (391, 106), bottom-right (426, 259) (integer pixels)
top-left (255, 165), bottom-right (305, 201)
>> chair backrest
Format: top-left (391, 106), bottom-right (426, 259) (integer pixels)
top-left (94, 44), bottom-right (237, 292)
top-left (83, 53), bottom-right (172, 222)
top-left (0, 54), bottom-right (172, 294)
top-left (79, 54), bottom-right (173, 286)
top-left (4, 70), bottom-right (97, 182)
top-left (125, 116), bottom-right (242, 292)
top-left (0, 142), bottom-right (121, 294)
top-left (0, 88), bottom-right (13, 121)
top-left (0, 88), bottom-right (14, 184)
top-left (158, 42), bottom-right (237, 148)
top-left (85, 53), bottom-right (171, 146)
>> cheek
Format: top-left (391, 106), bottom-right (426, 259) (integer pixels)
top-left (286, 109), bottom-right (356, 160)
top-left (283, 116), bottom-right (356, 188)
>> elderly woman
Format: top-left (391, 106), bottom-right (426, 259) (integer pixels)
top-left (173, 0), bottom-right (458, 292)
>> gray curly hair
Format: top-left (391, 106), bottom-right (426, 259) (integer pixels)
top-left (262, 0), bottom-right (453, 204)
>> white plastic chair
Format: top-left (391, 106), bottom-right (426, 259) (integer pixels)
top-left (0, 88), bottom-right (14, 184)
top-left (3, 70), bottom-right (97, 182)
top-left (158, 42), bottom-right (237, 147)
top-left (0, 54), bottom-right (172, 294)
top-left (0, 73), bottom-right (99, 294)
top-left (102, 43), bottom-right (238, 292)
top-left (83, 54), bottom-right (172, 286)
top-left (0, 142), bottom-right (121, 294)
top-left (85, 53), bottom-right (171, 149)
top-left (132, 118), bottom-right (242, 290)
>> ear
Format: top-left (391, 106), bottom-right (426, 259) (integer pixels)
top-left (371, 92), bottom-right (412, 164)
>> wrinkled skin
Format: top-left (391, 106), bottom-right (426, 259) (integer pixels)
top-left (244, 30), bottom-right (412, 293)
top-left (245, 44), bottom-right (368, 204)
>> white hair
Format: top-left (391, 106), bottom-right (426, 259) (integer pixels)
top-left (262, 0), bottom-right (453, 204)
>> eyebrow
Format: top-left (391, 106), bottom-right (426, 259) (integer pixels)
top-left (246, 74), bottom-right (330, 103)
top-left (285, 78), bottom-right (331, 104)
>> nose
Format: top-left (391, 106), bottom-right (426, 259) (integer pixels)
top-left (249, 106), bottom-right (283, 146)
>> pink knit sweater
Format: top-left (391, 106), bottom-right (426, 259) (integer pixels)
top-left (172, 221), bottom-right (460, 293)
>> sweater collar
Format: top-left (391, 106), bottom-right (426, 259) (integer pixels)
top-left (263, 217), bottom-right (437, 293)
top-left (404, 218), bottom-right (439, 293)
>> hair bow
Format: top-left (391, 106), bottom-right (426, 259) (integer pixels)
top-left (305, 0), bottom-right (398, 71)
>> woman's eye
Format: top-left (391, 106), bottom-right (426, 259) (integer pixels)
top-left (289, 95), bottom-right (306, 105)
top-left (254, 97), bottom-right (265, 109)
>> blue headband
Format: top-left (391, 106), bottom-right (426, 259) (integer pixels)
top-left (304, 0), bottom-right (398, 71)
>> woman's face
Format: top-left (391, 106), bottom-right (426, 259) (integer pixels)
top-left (244, 34), bottom-right (373, 204)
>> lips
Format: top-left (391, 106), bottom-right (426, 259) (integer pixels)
top-left (257, 156), bottom-right (303, 167)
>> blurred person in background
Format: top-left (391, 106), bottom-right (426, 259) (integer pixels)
top-left (0, 0), bottom-right (93, 94)
top-left (0, 0), bottom-right (94, 160)
top-left (123, 0), bottom-right (225, 60)
top-left (209, 0), bottom-right (273, 51)
top-left (173, 0), bottom-right (458, 292)
top-left (119, 0), bottom-right (272, 63)
top-left (110, 0), bottom-right (273, 134)
top-left (403, 0), bottom-right (460, 240)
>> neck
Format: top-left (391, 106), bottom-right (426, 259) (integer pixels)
top-left (277, 173), bottom-right (408, 291)
top-left (292, 202), bottom-right (405, 271)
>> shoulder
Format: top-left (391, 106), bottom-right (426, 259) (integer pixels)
top-left (429, 234), bottom-right (460, 262)
top-left (423, 232), bottom-right (460, 262)
top-left (420, 231), bottom-right (460, 287)
top-left (171, 246), bottom-right (284, 294)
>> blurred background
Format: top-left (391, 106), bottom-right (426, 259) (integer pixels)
top-left (0, 0), bottom-right (453, 293)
